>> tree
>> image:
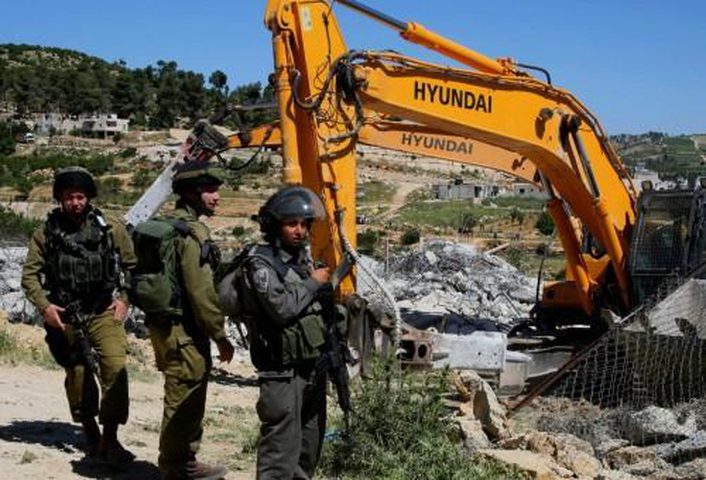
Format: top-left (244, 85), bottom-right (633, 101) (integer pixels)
top-left (535, 211), bottom-right (555, 236)
top-left (400, 228), bottom-right (421, 246)
top-left (458, 212), bottom-right (477, 234)
top-left (209, 70), bottom-right (228, 97)
top-left (510, 207), bottom-right (525, 225)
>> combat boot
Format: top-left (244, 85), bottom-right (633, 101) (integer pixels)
top-left (185, 458), bottom-right (227, 480)
top-left (81, 418), bottom-right (101, 457)
top-left (98, 422), bottom-right (135, 464)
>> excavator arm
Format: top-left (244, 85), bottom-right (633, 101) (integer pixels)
top-left (227, 119), bottom-right (537, 184)
top-left (265, 0), bottom-right (637, 319)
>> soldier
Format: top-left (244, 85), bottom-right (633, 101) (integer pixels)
top-left (146, 162), bottom-right (234, 480)
top-left (21, 166), bottom-right (136, 462)
top-left (238, 186), bottom-right (331, 480)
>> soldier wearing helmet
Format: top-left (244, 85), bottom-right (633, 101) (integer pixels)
top-left (21, 166), bottom-right (137, 463)
top-left (237, 185), bottom-right (331, 479)
top-left (147, 161), bottom-right (234, 480)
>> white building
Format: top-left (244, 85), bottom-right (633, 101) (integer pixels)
top-left (36, 113), bottom-right (129, 138)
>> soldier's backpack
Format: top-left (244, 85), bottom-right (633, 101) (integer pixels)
top-left (130, 218), bottom-right (192, 318)
top-left (216, 244), bottom-right (290, 318)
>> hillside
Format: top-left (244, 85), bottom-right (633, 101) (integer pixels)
top-left (0, 44), bottom-right (275, 129)
top-left (611, 132), bottom-right (706, 180)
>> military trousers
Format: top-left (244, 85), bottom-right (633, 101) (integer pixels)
top-left (59, 309), bottom-right (129, 425)
top-left (148, 321), bottom-right (212, 476)
top-left (256, 362), bottom-right (327, 480)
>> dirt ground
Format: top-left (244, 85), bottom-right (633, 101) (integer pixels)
top-left (0, 321), bottom-right (261, 480)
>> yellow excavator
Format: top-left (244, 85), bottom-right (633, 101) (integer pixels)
top-left (260, 0), bottom-right (706, 337)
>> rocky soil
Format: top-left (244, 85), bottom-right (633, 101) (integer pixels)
top-left (0, 314), bottom-right (260, 480)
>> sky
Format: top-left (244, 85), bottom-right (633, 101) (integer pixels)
top-left (2, 0), bottom-right (705, 135)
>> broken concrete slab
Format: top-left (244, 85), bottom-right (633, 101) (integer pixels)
top-left (654, 430), bottom-right (706, 464)
top-left (479, 448), bottom-right (564, 479)
top-left (622, 406), bottom-right (697, 446)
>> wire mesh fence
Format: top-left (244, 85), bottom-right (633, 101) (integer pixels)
top-left (543, 278), bottom-right (706, 469)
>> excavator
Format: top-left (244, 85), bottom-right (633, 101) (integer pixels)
top-left (128, 0), bottom-right (706, 381)
top-left (260, 0), bottom-right (706, 329)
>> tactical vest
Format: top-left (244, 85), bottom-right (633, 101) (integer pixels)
top-left (44, 207), bottom-right (119, 308)
top-left (239, 244), bottom-right (326, 370)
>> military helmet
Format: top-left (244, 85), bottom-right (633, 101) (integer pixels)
top-left (172, 161), bottom-right (225, 194)
top-left (257, 185), bottom-right (326, 233)
top-left (53, 166), bottom-right (97, 200)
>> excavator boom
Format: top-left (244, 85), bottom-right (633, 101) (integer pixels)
top-left (227, 120), bottom-right (538, 184)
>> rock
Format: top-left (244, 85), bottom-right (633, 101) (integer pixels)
top-left (594, 470), bottom-right (640, 480)
top-left (479, 449), bottom-right (564, 479)
top-left (605, 445), bottom-right (658, 470)
top-left (473, 375), bottom-right (508, 441)
top-left (423, 250), bottom-right (438, 265)
top-left (501, 431), bottom-right (600, 479)
top-left (657, 458), bottom-right (706, 480)
top-left (595, 439), bottom-right (631, 458)
top-left (654, 430), bottom-right (706, 464)
top-left (556, 449), bottom-right (602, 479)
top-left (622, 406), bottom-right (697, 446)
top-left (623, 458), bottom-right (671, 476)
top-left (457, 417), bottom-right (491, 451)
top-left (456, 369), bottom-right (485, 392)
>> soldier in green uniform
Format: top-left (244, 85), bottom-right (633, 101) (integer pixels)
top-left (147, 162), bottom-right (234, 480)
top-left (21, 166), bottom-right (136, 462)
top-left (238, 186), bottom-right (331, 480)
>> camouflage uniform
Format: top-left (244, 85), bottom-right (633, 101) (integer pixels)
top-left (147, 202), bottom-right (228, 478)
top-left (21, 206), bottom-right (136, 427)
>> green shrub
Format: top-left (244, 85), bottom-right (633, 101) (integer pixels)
top-left (400, 228), bottom-right (421, 246)
top-left (0, 205), bottom-right (41, 240)
top-left (320, 358), bottom-right (521, 479)
top-left (120, 147), bottom-right (137, 158)
top-left (130, 169), bottom-right (156, 188)
top-left (232, 225), bottom-right (248, 237)
top-left (357, 229), bottom-right (381, 255)
top-left (535, 211), bottom-right (555, 236)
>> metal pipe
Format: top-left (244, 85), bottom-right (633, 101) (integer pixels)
top-left (569, 116), bottom-right (600, 198)
top-left (335, 0), bottom-right (407, 31)
top-left (336, 0), bottom-right (509, 74)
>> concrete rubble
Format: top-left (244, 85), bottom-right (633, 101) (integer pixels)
top-left (0, 245), bottom-right (37, 323)
top-left (375, 239), bottom-right (538, 327)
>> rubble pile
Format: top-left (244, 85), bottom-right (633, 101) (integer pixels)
top-left (454, 376), bottom-right (706, 479)
top-left (361, 240), bottom-right (537, 328)
top-left (0, 245), bottom-right (36, 323)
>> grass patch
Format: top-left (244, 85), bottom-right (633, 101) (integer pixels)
top-left (482, 196), bottom-right (545, 210)
top-left (395, 200), bottom-right (506, 230)
top-left (358, 181), bottom-right (396, 204)
top-left (319, 357), bottom-right (523, 480)
top-left (0, 326), bottom-right (58, 369)
top-left (126, 362), bottom-right (159, 383)
top-left (205, 404), bottom-right (260, 470)
top-left (0, 205), bottom-right (41, 240)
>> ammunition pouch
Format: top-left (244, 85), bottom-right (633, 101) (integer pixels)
top-left (250, 314), bottom-right (327, 370)
top-left (281, 314), bottom-right (327, 365)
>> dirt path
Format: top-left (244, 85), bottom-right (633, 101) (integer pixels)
top-left (0, 343), bottom-right (260, 479)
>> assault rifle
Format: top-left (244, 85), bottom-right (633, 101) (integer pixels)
top-left (314, 254), bottom-right (355, 434)
top-left (60, 298), bottom-right (99, 374)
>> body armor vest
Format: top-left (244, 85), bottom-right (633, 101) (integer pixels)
top-left (44, 207), bottom-right (119, 307)
top-left (241, 244), bottom-right (326, 370)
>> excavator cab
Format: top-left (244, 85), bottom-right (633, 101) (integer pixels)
top-left (628, 187), bottom-right (706, 304)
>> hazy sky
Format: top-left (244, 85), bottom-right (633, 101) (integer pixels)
top-left (3, 0), bottom-right (704, 135)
